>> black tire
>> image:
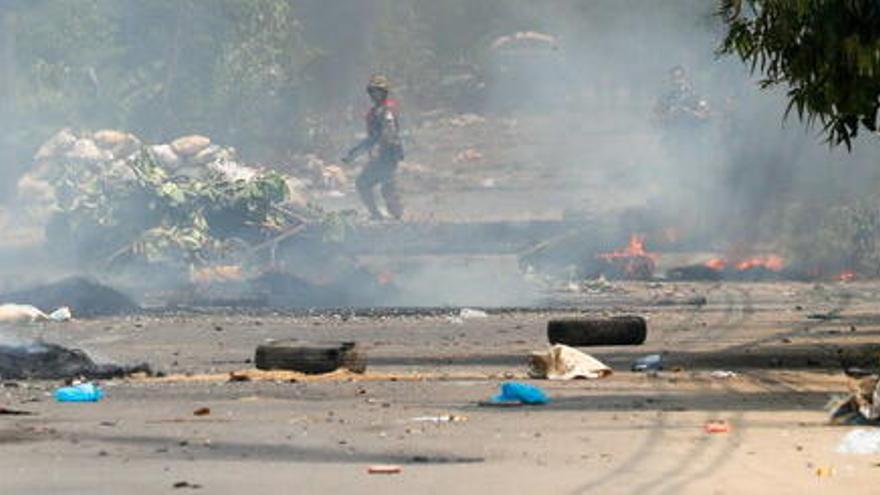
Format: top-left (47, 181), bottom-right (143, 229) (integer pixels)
top-left (547, 316), bottom-right (647, 346)
top-left (255, 341), bottom-right (366, 374)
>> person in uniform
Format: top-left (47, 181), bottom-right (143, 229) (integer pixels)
top-left (342, 74), bottom-right (404, 220)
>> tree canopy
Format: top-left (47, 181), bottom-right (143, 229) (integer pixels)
top-left (720, 0), bottom-right (880, 148)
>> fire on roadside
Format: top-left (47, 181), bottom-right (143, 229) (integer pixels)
top-left (703, 254), bottom-right (784, 273)
top-left (599, 234), bottom-right (658, 262)
top-left (597, 234), bottom-right (657, 280)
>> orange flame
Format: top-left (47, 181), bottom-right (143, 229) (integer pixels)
top-left (704, 254), bottom-right (784, 272)
top-left (599, 234), bottom-right (658, 261)
top-left (734, 255), bottom-right (784, 272)
top-left (705, 258), bottom-right (726, 271)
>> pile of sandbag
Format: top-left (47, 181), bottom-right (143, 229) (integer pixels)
top-left (16, 129), bottom-right (307, 226)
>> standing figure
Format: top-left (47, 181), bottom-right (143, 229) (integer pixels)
top-left (342, 74), bottom-right (404, 220)
top-left (655, 65), bottom-right (710, 128)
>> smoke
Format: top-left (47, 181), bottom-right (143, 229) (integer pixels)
top-left (466, 1), bottom-right (880, 256)
top-left (2, 1), bottom-right (879, 309)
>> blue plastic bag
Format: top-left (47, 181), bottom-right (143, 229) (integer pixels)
top-left (491, 381), bottom-right (549, 405)
top-left (54, 382), bottom-right (104, 402)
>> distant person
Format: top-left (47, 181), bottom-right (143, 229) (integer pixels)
top-left (342, 74), bottom-right (404, 221)
top-left (655, 65), bottom-right (710, 127)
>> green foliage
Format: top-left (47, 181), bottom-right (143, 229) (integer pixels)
top-left (6, 0), bottom-right (314, 161)
top-left (720, 0), bottom-right (880, 148)
top-left (49, 150), bottom-right (299, 266)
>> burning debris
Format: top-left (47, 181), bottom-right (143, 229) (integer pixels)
top-left (596, 234), bottom-right (657, 280)
top-left (668, 254), bottom-right (788, 281)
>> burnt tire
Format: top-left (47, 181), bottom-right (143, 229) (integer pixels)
top-left (547, 316), bottom-right (647, 346)
top-left (255, 341), bottom-right (366, 374)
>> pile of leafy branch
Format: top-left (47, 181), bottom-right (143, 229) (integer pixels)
top-left (47, 150), bottom-right (343, 270)
top-left (720, 0), bottom-right (880, 148)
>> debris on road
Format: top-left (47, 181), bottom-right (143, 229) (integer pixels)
top-left (255, 341), bottom-right (366, 375)
top-left (141, 369), bottom-right (491, 384)
top-left (814, 466), bottom-right (835, 478)
top-left (0, 406), bottom-right (36, 416)
top-left (704, 420), bottom-right (731, 433)
top-left (193, 407), bottom-right (211, 416)
top-left (807, 309), bottom-right (842, 321)
top-left (829, 373), bottom-right (880, 425)
top-left (54, 382), bottom-right (104, 402)
top-left (0, 341), bottom-right (150, 380)
top-left (459, 308), bottom-right (488, 319)
top-left (488, 382), bottom-right (549, 405)
top-left (410, 414), bottom-right (468, 423)
top-left (528, 344), bottom-right (612, 380)
top-left (835, 429), bottom-right (880, 454)
top-left (709, 370), bottom-right (738, 379)
top-left (172, 481), bottom-right (203, 489)
top-left (367, 465), bottom-right (402, 475)
top-left (0, 304), bottom-right (55, 324)
top-left (0, 304), bottom-right (71, 324)
top-left (547, 316), bottom-right (647, 346)
top-left (632, 354), bottom-right (664, 372)
top-left (0, 277), bottom-right (138, 317)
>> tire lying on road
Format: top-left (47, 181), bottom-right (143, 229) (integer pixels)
top-left (255, 340), bottom-right (366, 374)
top-left (547, 316), bottom-right (647, 346)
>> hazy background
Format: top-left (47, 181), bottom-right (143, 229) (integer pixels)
top-left (1, 0), bottom-right (879, 300)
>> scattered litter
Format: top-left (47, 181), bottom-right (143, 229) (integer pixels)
top-left (54, 382), bottom-right (104, 402)
top-left (459, 308), bottom-right (488, 319)
top-left (704, 420), bottom-right (730, 433)
top-left (227, 371), bottom-right (252, 382)
top-left (0, 304), bottom-right (50, 324)
top-left (632, 354), bottom-right (664, 372)
top-left (172, 481), bottom-right (203, 489)
top-left (47, 307), bottom-right (72, 322)
top-left (0, 304), bottom-right (70, 323)
top-left (410, 414), bottom-right (467, 423)
top-left (193, 407), bottom-right (211, 416)
top-left (709, 370), bottom-right (737, 379)
top-left (528, 344), bottom-right (612, 380)
top-left (835, 429), bottom-right (880, 454)
top-left (0, 406), bottom-right (35, 416)
top-left (488, 382), bottom-right (549, 405)
top-left (582, 275), bottom-right (614, 294)
top-left (815, 466), bottom-right (835, 478)
top-left (807, 309), bottom-right (841, 321)
top-left (454, 148), bottom-right (484, 163)
top-left (828, 374), bottom-right (880, 425)
top-left (367, 465), bottom-right (402, 475)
